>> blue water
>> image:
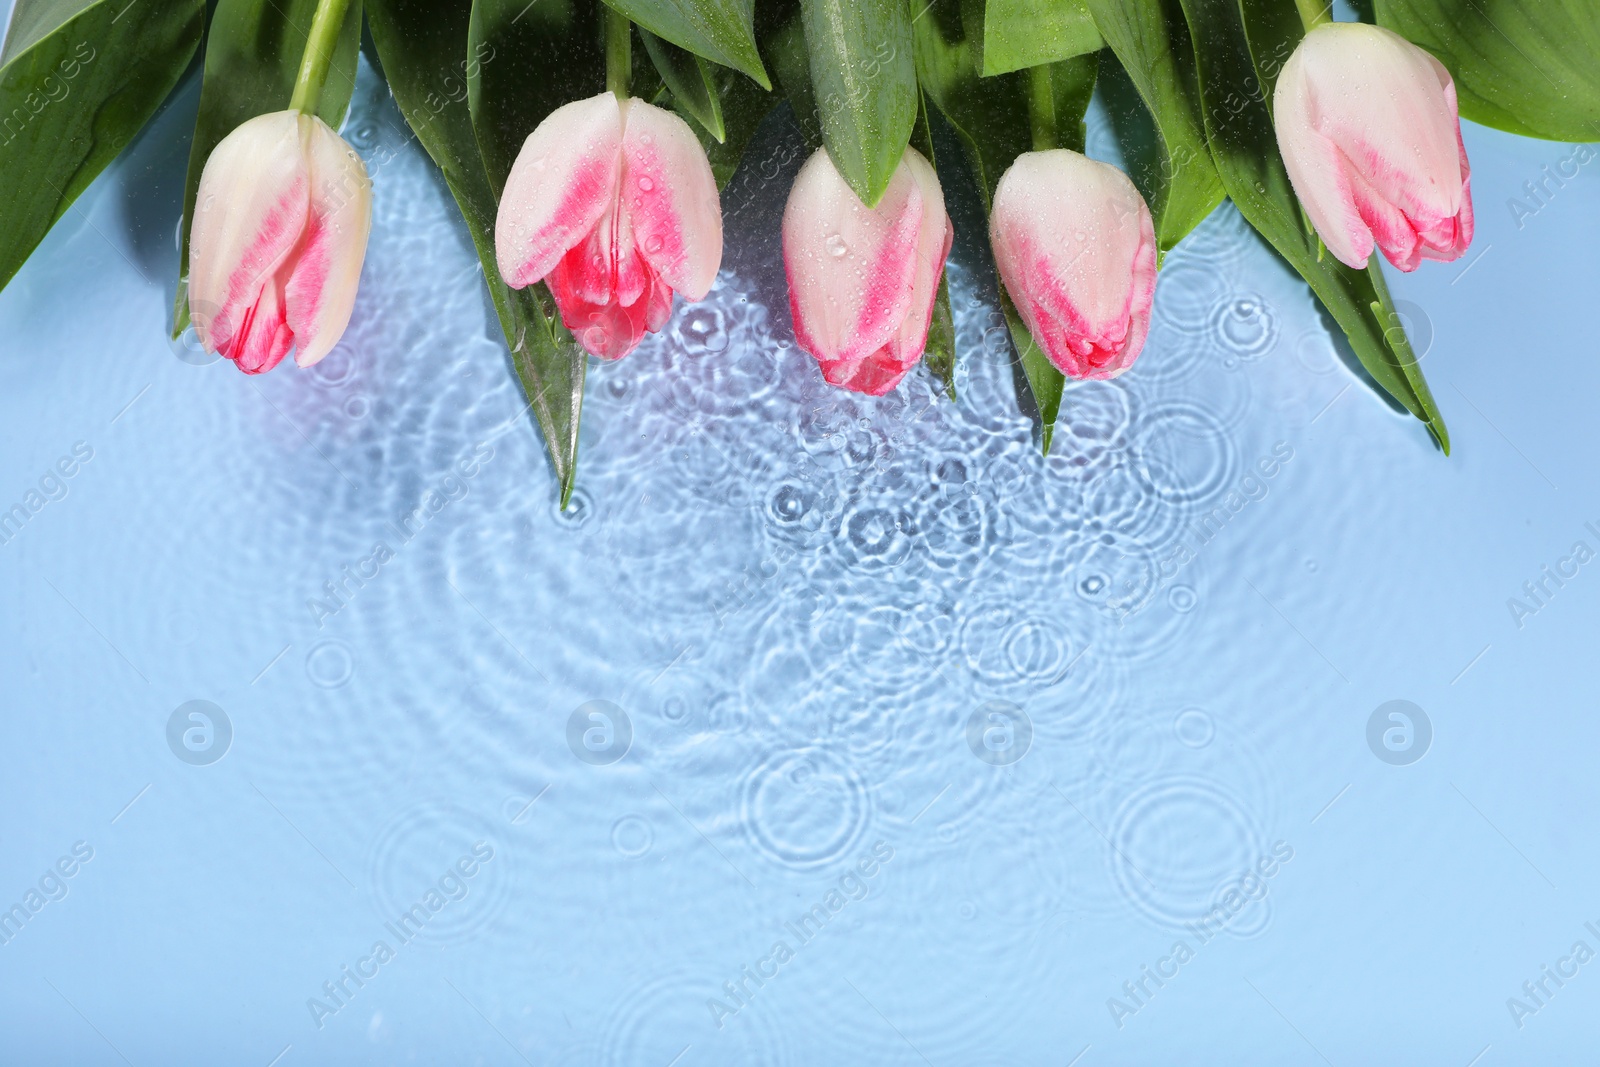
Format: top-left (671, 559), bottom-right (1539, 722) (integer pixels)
top-left (4, 21), bottom-right (1600, 1067)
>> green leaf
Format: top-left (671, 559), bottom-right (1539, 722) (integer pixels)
top-left (800, 0), bottom-right (917, 206)
top-left (970, 0), bottom-right (1102, 76)
top-left (0, 0), bottom-right (204, 294)
top-left (1375, 0), bottom-right (1600, 143)
top-left (367, 0), bottom-right (587, 505)
top-left (1086, 0), bottom-right (1225, 257)
top-left (758, 3), bottom-right (822, 147)
top-left (677, 57), bottom-right (779, 188)
top-left (171, 0), bottom-right (364, 337)
top-left (908, 89), bottom-right (956, 401)
top-left (467, 0), bottom-right (607, 193)
top-left (601, 0), bottom-right (769, 89)
top-left (914, 2), bottom-right (1096, 203)
top-left (1179, 0), bottom-right (1448, 451)
top-left (639, 26), bottom-right (724, 140)
top-left (1004, 287), bottom-right (1063, 454)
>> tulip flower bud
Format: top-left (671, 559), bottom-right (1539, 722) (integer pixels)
top-left (1273, 22), bottom-right (1473, 272)
top-left (188, 110), bottom-right (372, 374)
top-left (495, 91), bottom-right (723, 361)
top-left (989, 150), bottom-right (1157, 381)
top-left (782, 147), bottom-right (952, 397)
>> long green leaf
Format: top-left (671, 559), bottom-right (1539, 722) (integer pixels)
top-left (1086, 0), bottom-right (1224, 257)
top-left (367, 0), bottom-right (587, 505)
top-left (601, 0), bottom-right (769, 89)
top-left (679, 57), bottom-right (780, 188)
top-left (171, 0), bottom-right (364, 337)
top-left (908, 91), bottom-right (956, 401)
top-left (1375, 0), bottom-right (1600, 143)
top-left (639, 27), bottom-right (724, 140)
top-left (1179, 0), bottom-right (1448, 450)
top-left (0, 0), bottom-right (204, 293)
top-left (799, 0), bottom-right (917, 206)
top-left (967, 0), bottom-right (1102, 76)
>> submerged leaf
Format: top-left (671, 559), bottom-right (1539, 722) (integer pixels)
top-left (368, 0), bottom-right (587, 503)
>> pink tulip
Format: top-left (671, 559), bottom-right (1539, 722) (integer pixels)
top-left (989, 150), bottom-right (1157, 380)
top-left (495, 92), bottom-right (722, 360)
top-left (188, 110), bottom-right (371, 374)
top-left (782, 147), bottom-right (952, 396)
top-left (1273, 22), bottom-right (1474, 272)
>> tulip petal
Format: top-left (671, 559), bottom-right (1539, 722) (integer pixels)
top-left (187, 111), bottom-right (309, 369)
top-left (783, 148), bottom-right (925, 373)
top-left (495, 92), bottom-right (624, 289)
top-left (289, 115), bottom-right (372, 367)
top-left (230, 278), bottom-right (296, 375)
top-left (990, 150), bottom-right (1157, 379)
top-left (1274, 22), bottom-right (1473, 271)
top-left (886, 149), bottom-right (953, 369)
top-left (548, 243), bottom-right (658, 361)
top-left (822, 350), bottom-right (914, 396)
top-left (621, 99), bottom-right (723, 301)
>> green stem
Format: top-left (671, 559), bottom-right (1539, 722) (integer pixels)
top-left (288, 0), bottom-right (354, 114)
top-left (606, 8), bottom-right (632, 99)
top-left (1026, 65), bottom-right (1056, 152)
top-left (1293, 0), bottom-right (1333, 30)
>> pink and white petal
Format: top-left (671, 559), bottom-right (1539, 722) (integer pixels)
top-left (1274, 64), bottom-right (1373, 269)
top-left (289, 116), bottom-right (372, 367)
top-left (644, 273), bottom-right (674, 333)
top-left (188, 110), bottom-right (310, 358)
top-left (990, 151), bottom-right (1151, 343)
top-left (610, 199), bottom-right (651, 310)
top-left (884, 149), bottom-right (952, 368)
top-left (622, 99), bottom-right (723, 301)
top-left (495, 92), bottom-right (623, 289)
top-left (1417, 124), bottom-right (1473, 262)
top-left (782, 147), bottom-right (922, 367)
top-left (547, 254), bottom-right (652, 361)
top-left (1298, 24), bottom-right (1463, 236)
top-left (1345, 154), bottom-right (1424, 270)
top-left (822, 348), bottom-right (910, 396)
top-left (224, 279), bottom-right (294, 375)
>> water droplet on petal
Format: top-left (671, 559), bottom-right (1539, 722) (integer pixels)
top-left (645, 235), bottom-right (663, 253)
top-left (637, 176), bottom-right (654, 192)
top-left (825, 234), bottom-right (848, 258)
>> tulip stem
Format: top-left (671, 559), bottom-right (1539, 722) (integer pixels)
top-left (606, 8), bottom-right (632, 100)
top-left (1027, 65), bottom-right (1056, 152)
top-left (1293, 0), bottom-right (1333, 30)
top-left (289, 0), bottom-right (354, 115)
